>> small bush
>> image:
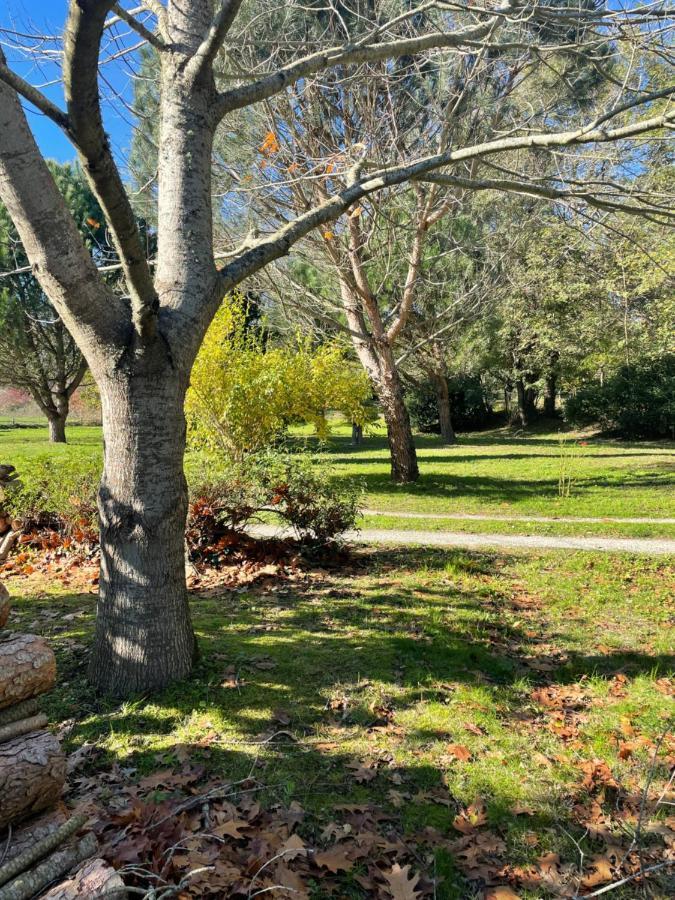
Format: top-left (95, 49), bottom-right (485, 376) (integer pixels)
top-left (188, 452), bottom-right (362, 551)
top-left (564, 354), bottom-right (675, 439)
top-left (259, 453), bottom-right (362, 544)
top-left (4, 454), bottom-right (100, 537)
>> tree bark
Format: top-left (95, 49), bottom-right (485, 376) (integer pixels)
top-left (0, 634), bottom-right (56, 709)
top-left (0, 833), bottom-right (96, 900)
top-left (378, 355), bottom-right (419, 483)
top-left (434, 374), bottom-right (456, 445)
top-left (41, 857), bottom-right (125, 899)
top-left (47, 410), bottom-right (68, 444)
top-left (0, 730), bottom-right (65, 829)
top-left (0, 814), bottom-right (85, 888)
top-left (514, 378), bottom-right (537, 428)
top-left (0, 699), bottom-right (39, 728)
top-left (0, 714), bottom-right (48, 746)
top-left (0, 809), bottom-right (67, 864)
top-left (90, 364), bottom-right (196, 696)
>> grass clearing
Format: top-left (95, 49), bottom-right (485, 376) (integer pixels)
top-left (2, 420), bottom-right (673, 535)
top-left (5, 545), bottom-right (674, 898)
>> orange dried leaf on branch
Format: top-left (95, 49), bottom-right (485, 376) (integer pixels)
top-left (260, 130), bottom-right (280, 154)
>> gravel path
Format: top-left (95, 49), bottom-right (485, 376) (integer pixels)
top-left (250, 524), bottom-right (675, 555)
top-left (363, 509), bottom-right (675, 525)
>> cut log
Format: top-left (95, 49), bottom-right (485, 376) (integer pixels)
top-left (0, 583), bottom-right (9, 629)
top-left (0, 833), bottom-right (96, 900)
top-left (0, 714), bottom-right (48, 745)
top-left (40, 858), bottom-right (125, 899)
top-left (0, 731), bottom-right (65, 829)
top-left (0, 699), bottom-right (40, 728)
top-left (0, 815), bottom-right (86, 888)
top-left (0, 810), bottom-right (67, 864)
top-left (0, 635), bottom-right (56, 710)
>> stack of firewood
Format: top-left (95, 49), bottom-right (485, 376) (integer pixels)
top-left (0, 585), bottom-right (124, 898)
top-left (0, 465), bottom-right (20, 564)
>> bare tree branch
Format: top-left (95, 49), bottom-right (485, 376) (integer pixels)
top-left (111, 4), bottom-right (166, 51)
top-left (186, 0), bottom-right (244, 78)
top-left (0, 61), bottom-right (70, 129)
top-left (64, 0), bottom-right (159, 340)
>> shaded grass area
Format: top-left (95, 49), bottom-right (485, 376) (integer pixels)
top-left (5, 546), bottom-right (674, 898)
top-left (314, 426), bottom-right (675, 523)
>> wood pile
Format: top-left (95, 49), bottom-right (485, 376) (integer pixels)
top-left (0, 465), bottom-right (20, 564)
top-left (0, 562), bottom-right (124, 899)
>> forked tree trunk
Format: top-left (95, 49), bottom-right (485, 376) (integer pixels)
top-left (47, 411), bottom-right (67, 444)
top-left (434, 374), bottom-right (456, 445)
top-left (91, 362), bottom-right (196, 696)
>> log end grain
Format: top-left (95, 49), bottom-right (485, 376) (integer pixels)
top-left (0, 635), bottom-right (56, 711)
top-left (0, 731), bottom-right (66, 829)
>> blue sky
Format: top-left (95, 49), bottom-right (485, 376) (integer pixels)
top-left (1, 1), bottom-right (136, 164)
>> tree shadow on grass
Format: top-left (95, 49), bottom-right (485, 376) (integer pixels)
top-left (8, 545), bottom-right (674, 897)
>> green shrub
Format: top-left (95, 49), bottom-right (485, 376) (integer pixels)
top-left (4, 454), bottom-right (100, 535)
top-left (188, 451), bottom-right (362, 550)
top-left (564, 354), bottom-right (675, 439)
top-left (258, 453), bottom-right (362, 544)
top-left (7, 450), bottom-right (361, 550)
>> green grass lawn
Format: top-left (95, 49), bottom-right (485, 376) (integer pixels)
top-left (3, 418), bottom-right (673, 537)
top-left (5, 547), bottom-right (674, 898)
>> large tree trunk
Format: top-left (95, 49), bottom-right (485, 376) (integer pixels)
top-left (434, 374), bottom-right (456, 445)
top-left (90, 364), bottom-right (196, 696)
top-left (47, 410), bottom-right (67, 444)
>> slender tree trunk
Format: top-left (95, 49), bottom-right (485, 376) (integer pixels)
top-left (351, 423), bottom-right (363, 446)
top-left (543, 373), bottom-right (557, 417)
top-left (90, 360), bottom-right (196, 696)
top-left (46, 410), bottom-right (67, 443)
top-left (434, 374), bottom-right (456, 445)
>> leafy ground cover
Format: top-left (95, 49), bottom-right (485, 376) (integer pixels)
top-left (3, 544), bottom-right (674, 898)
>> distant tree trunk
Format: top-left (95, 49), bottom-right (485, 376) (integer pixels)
top-left (46, 409), bottom-right (67, 443)
top-left (338, 280), bottom-right (419, 483)
top-left (351, 422), bottom-right (363, 446)
top-left (515, 378), bottom-right (529, 428)
top-left (503, 383), bottom-right (511, 417)
top-left (434, 374), bottom-right (456, 444)
top-left (544, 372), bottom-right (557, 417)
top-left (379, 360), bottom-right (419, 483)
